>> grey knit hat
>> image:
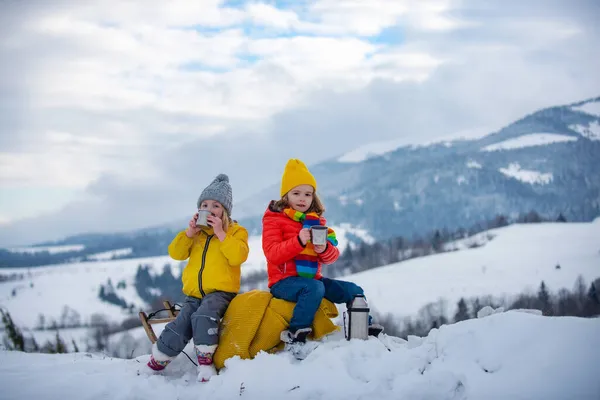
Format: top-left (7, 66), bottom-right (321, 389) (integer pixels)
top-left (197, 173), bottom-right (233, 215)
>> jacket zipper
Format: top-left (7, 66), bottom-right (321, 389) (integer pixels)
top-left (198, 234), bottom-right (214, 297)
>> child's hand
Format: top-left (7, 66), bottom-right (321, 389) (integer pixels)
top-left (314, 244), bottom-right (327, 253)
top-left (185, 213), bottom-right (201, 238)
top-left (207, 214), bottom-right (224, 234)
top-left (298, 228), bottom-right (311, 246)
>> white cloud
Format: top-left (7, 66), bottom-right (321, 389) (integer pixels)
top-left (246, 3), bottom-right (300, 29)
top-left (0, 0), bottom-right (599, 245)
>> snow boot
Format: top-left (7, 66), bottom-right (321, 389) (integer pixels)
top-left (146, 343), bottom-right (175, 372)
top-left (195, 344), bottom-right (218, 382)
top-left (368, 315), bottom-right (384, 337)
top-left (280, 327), bottom-right (318, 360)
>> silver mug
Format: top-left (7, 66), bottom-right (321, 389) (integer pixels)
top-left (311, 226), bottom-right (328, 246)
top-left (196, 210), bottom-right (211, 227)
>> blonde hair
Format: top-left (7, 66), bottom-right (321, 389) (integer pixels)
top-left (222, 209), bottom-right (233, 232)
top-left (273, 192), bottom-right (326, 216)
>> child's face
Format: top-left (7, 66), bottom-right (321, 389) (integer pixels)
top-left (287, 185), bottom-right (314, 213)
top-left (199, 200), bottom-right (224, 218)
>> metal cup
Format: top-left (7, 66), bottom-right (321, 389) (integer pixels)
top-left (196, 210), bottom-right (211, 227)
top-left (311, 225), bottom-right (328, 246)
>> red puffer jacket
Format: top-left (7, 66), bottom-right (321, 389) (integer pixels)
top-left (262, 202), bottom-right (339, 287)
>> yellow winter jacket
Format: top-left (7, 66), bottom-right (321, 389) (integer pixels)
top-left (213, 290), bottom-right (340, 370)
top-left (168, 223), bottom-right (249, 298)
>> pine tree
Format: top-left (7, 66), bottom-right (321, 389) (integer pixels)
top-left (431, 230), bottom-right (444, 253)
top-left (537, 281), bottom-right (552, 315)
top-left (470, 298), bottom-right (482, 319)
top-left (582, 284), bottom-right (600, 317)
top-left (573, 275), bottom-right (587, 315)
top-left (0, 308), bottom-right (25, 351)
top-left (454, 298), bottom-right (470, 322)
top-left (54, 331), bottom-right (67, 354)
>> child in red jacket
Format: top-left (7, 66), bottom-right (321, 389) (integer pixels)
top-left (262, 159), bottom-right (381, 355)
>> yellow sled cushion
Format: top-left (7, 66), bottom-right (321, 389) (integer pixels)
top-left (213, 290), bottom-right (340, 370)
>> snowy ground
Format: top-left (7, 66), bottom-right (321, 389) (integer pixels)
top-left (343, 219), bottom-right (600, 319)
top-left (2, 310), bottom-right (599, 400)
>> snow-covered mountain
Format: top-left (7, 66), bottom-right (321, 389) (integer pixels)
top-left (3, 96), bottom-right (597, 268)
top-left (236, 96), bottom-right (600, 241)
top-left (2, 310), bottom-right (599, 400)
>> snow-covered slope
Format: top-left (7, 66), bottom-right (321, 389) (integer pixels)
top-left (481, 133), bottom-right (577, 151)
top-left (498, 163), bottom-right (553, 184)
top-left (2, 310), bottom-right (599, 400)
top-left (342, 219), bottom-right (600, 319)
top-left (0, 224), bottom-right (368, 329)
top-left (0, 255), bottom-right (175, 328)
top-left (7, 244), bottom-right (85, 254)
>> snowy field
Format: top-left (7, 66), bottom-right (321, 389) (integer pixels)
top-left (342, 219), bottom-right (600, 319)
top-left (1, 310), bottom-right (599, 400)
top-left (1, 219), bottom-right (599, 356)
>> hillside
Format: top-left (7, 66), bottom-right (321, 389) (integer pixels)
top-left (1, 311), bottom-right (599, 400)
top-left (342, 219), bottom-right (600, 320)
top-left (236, 96), bottom-right (600, 241)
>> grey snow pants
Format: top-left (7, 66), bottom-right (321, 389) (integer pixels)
top-left (156, 291), bottom-right (236, 357)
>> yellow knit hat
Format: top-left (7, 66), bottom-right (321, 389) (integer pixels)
top-left (280, 158), bottom-right (317, 197)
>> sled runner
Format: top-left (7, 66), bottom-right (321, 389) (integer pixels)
top-left (139, 300), bottom-right (180, 343)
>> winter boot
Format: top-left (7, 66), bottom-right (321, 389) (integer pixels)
top-left (280, 327), bottom-right (317, 360)
top-left (195, 344), bottom-right (218, 382)
top-left (368, 315), bottom-right (384, 337)
top-left (147, 343), bottom-right (175, 372)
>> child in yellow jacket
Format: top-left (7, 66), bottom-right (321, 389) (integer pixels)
top-left (146, 174), bottom-right (249, 382)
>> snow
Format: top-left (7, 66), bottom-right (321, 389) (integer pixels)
top-left (572, 101), bottom-right (600, 117)
top-left (342, 219), bottom-right (600, 319)
top-left (0, 255), bottom-right (174, 328)
top-left (481, 133), bottom-right (577, 151)
top-left (336, 223), bottom-right (376, 246)
top-left (6, 244), bottom-right (85, 254)
top-left (444, 231), bottom-right (496, 251)
top-left (87, 248), bottom-right (133, 261)
top-left (2, 311), bottom-right (599, 399)
top-left (337, 138), bottom-right (407, 162)
top-left (570, 121), bottom-right (600, 141)
top-left (499, 163), bottom-right (553, 185)
top-left (337, 128), bottom-right (491, 163)
top-left (466, 160), bottom-right (482, 169)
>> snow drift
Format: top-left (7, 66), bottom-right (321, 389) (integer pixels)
top-left (1, 310), bottom-right (599, 400)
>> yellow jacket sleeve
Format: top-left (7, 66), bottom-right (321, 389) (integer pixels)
top-left (168, 231), bottom-right (194, 260)
top-left (220, 226), bottom-right (250, 266)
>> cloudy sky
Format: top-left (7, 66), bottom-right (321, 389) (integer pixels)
top-left (0, 0), bottom-right (599, 246)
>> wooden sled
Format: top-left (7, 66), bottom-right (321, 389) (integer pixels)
top-left (139, 300), bottom-right (180, 343)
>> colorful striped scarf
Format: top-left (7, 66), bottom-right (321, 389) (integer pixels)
top-left (283, 208), bottom-right (338, 279)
